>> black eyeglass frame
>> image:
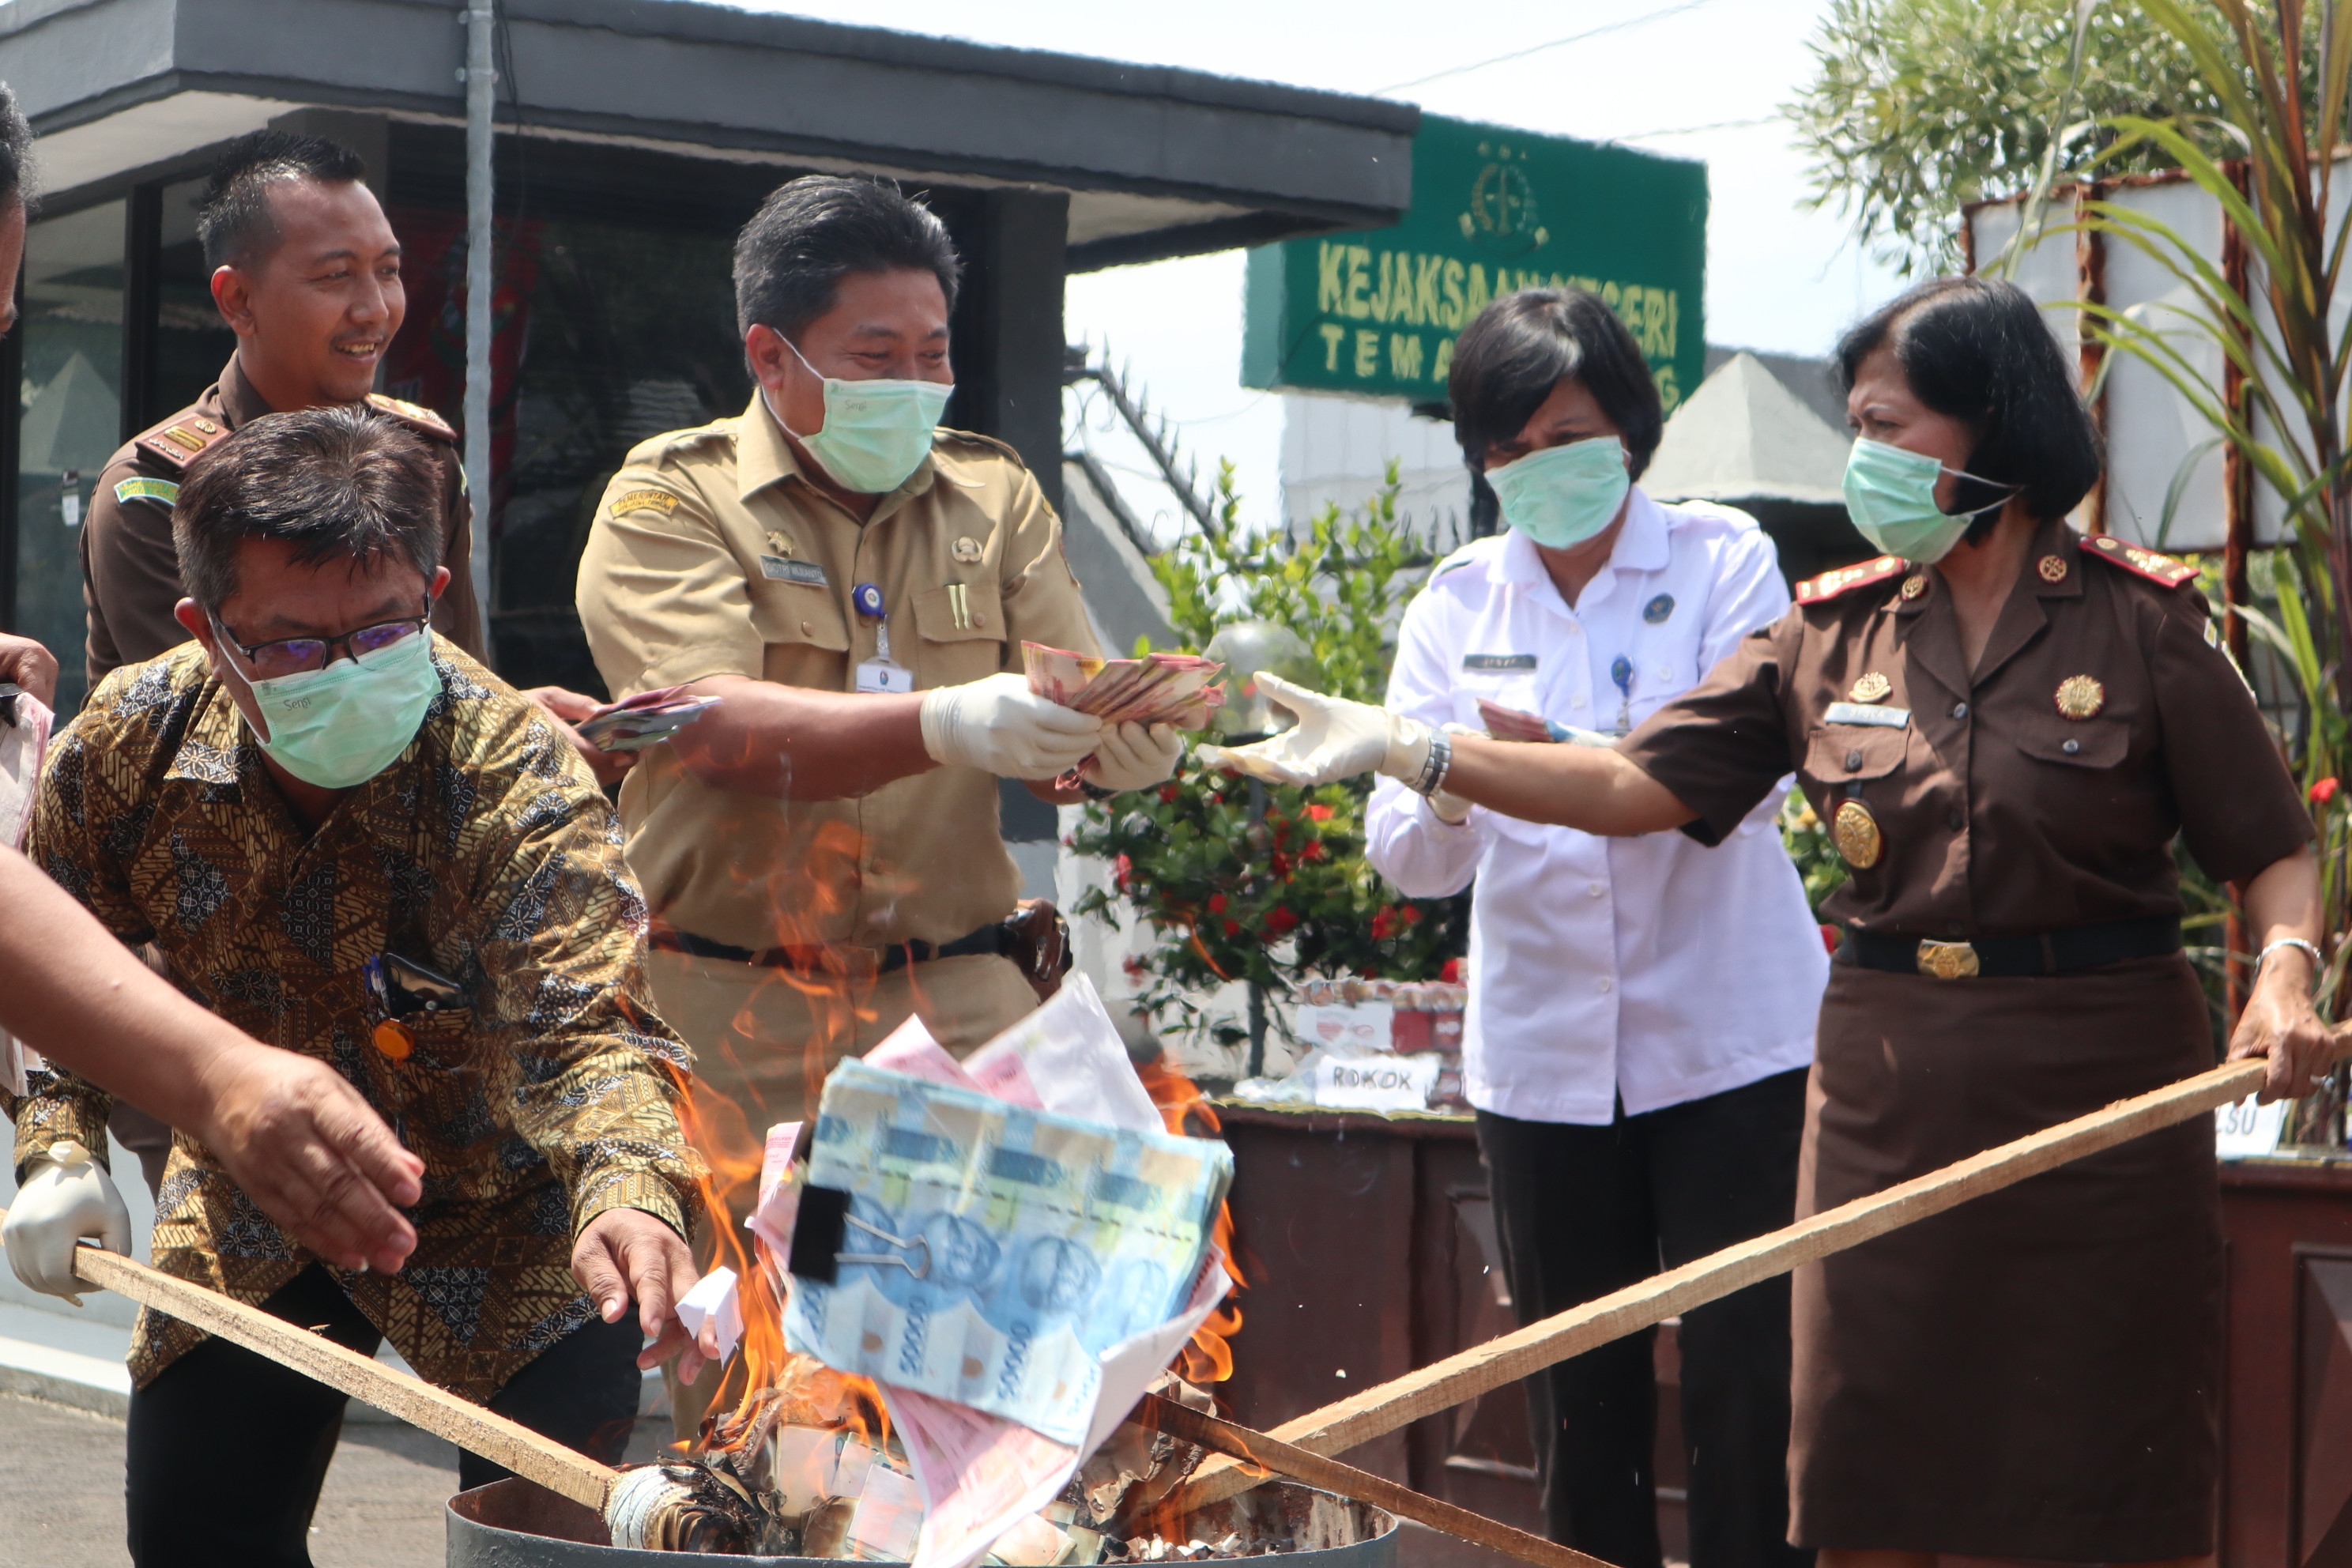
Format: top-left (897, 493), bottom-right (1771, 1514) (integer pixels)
top-left (209, 595), bottom-right (439, 677)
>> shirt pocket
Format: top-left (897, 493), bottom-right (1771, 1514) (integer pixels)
top-left (1801, 724), bottom-right (1909, 795)
top-left (2014, 714), bottom-right (2130, 771)
top-left (910, 581), bottom-right (1006, 688)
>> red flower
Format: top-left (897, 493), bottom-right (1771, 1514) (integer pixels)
top-left (1818, 923), bottom-right (1841, 955)
top-left (1306, 804), bottom-right (1334, 823)
top-left (1271, 851), bottom-right (1293, 880)
top-left (1223, 918), bottom-right (1242, 937)
top-left (1441, 958), bottom-right (1463, 984)
top-left (2314, 777), bottom-right (2341, 805)
top-left (1267, 905), bottom-right (1301, 935)
top-left (1370, 906), bottom-right (1396, 940)
top-left (1207, 893), bottom-right (1227, 914)
top-left (1114, 854), bottom-right (1133, 891)
top-left (1301, 839), bottom-right (1325, 862)
top-left (1160, 783), bottom-right (1181, 804)
top-left (1400, 903), bottom-right (1423, 925)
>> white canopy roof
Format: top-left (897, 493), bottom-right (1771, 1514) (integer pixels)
top-left (1642, 352), bottom-right (1853, 507)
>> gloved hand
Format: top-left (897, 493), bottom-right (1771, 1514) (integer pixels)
top-left (920, 672), bottom-right (1104, 779)
top-left (1087, 722), bottom-right (1184, 793)
top-left (1196, 673), bottom-right (1434, 788)
top-left (2, 1139), bottom-right (133, 1304)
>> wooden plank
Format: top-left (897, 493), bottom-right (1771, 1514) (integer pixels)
top-left (1138, 1393), bottom-right (1612, 1568)
top-left (1178, 1055), bottom-right (2278, 1510)
top-left (0, 1221), bottom-right (616, 1510)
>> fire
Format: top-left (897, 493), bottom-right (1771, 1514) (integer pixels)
top-left (1136, 1056), bottom-right (1246, 1389)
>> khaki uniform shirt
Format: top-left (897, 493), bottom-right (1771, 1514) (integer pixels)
top-left (1621, 516), bottom-right (2312, 939)
top-left (8, 641), bottom-right (695, 1400)
top-left (575, 395), bottom-right (1100, 951)
top-left (81, 355), bottom-right (484, 691)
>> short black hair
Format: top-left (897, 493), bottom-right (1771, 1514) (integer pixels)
top-left (733, 175), bottom-right (962, 341)
top-left (1449, 289), bottom-right (1665, 533)
top-left (1837, 275), bottom-right (2102, 528)
top-left (175, 407), bottom-right (443, 613)
top-left (0, 83), bottom-right (32, 213)
top-left (196, 129), bottom-right (369, 271)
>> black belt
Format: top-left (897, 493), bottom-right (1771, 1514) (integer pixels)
top-left (650, 922), bottom-right (1014, 976)
top-left (1840, 914), bottom-right (2181, 980)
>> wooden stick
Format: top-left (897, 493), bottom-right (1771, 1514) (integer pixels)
top-left (1137, 1392), bottom-right (1611, 1568)
top-left (0, 1218), bottom-right (618, 1511)
top-left (1177, 1054), bottom-right (2289, 1511)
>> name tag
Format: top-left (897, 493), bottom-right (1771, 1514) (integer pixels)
top-left (761, 556), bottom-right (827, 587)
top-left (1823, 702), bottom-right (1910, 728)
top-left (1462, 653), bottom-right (1537, 673)
top-left (856, 660), bottom-right (914, 695)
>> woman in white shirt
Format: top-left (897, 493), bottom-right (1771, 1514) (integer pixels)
top-left (1366, 289), bottom-right (1827, 1568)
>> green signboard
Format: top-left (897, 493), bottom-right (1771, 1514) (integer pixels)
top-left (1242, 115), bottom-right (1708, 413)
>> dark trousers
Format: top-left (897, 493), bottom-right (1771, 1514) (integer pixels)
top-left (1477, 1069), bottom-right (1811, 1568)
top-left (125, 1265), bottom-right (640, 1568)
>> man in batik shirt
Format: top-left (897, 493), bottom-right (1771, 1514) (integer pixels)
top-left (4, 406), bottom-right (704, 1568)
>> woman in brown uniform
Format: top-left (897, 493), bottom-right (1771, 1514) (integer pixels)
top-left (1206, 276), bottom-right (2335, 1566)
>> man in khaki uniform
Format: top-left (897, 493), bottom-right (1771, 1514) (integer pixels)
top-left (577, 177), bottom-right (1179, 1424)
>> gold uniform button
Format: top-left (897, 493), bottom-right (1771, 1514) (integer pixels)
top-left (765, 531), bottom-right (794, 557)
top-left (1900, 574), bottom-right (1927, 600)
top-left (1833, 800), bottom-right (1883, 868)
top-left (2055, 675), bottom-right (2105, 719)
top-left (952, 536), bottom-right (984, 564)
top-left (2038, 554), bottom-right (2068, 582)
top-left (1849, 671), bottom-right (1891, 703)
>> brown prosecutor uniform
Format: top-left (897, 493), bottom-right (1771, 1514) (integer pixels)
top-left (81, 354), bottom-right (484, 690)
top-left (1620, 514), bottom-right (2312, 1560)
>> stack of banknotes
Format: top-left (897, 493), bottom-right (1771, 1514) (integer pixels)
top-left (574, 683), bottom-right (722, 752)
top-left (1022, 643), bottom-right (1225, 730)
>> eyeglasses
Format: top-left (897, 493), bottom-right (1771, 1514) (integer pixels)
top-left (213, 599), bottom-right (435, 680)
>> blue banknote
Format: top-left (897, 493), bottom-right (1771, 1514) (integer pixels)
top-left (783, 1061), bottom-right (1234, 1445)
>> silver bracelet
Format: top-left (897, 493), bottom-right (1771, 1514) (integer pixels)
top-left (2258, 937), bottom-right (2325, 989)
top-left (1408, 731), bottom-right (1453, 797)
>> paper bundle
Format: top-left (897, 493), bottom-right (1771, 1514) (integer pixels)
top-left (1023, 643), bottom-right (1226, 731)
top-left (718, 978), bottom-right (1232, 1568)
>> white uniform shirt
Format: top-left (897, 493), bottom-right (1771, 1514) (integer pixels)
top-left (1366, 488), bottom-right (1827, 1125)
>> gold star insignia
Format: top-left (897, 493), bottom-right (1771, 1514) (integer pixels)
top-left (765, 531), bottom-right (793, 557)
top-left (1849, 672), bottom-right (1892, 703)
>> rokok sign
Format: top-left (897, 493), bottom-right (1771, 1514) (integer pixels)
top-left (1242, 114), bottom-right (1708, 412)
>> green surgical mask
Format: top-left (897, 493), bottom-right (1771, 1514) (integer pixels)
top-left (771, 337), bottom-right (953, 495)
top-left (232, 628), bottom-right (443, 790)
top-left (1487, 436), bottom-right (1631, 551)
top-left (1841, 437), bottom-right (2015, 564)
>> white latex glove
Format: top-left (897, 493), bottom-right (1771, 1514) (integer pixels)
top-left (1087, 722), bottom-right (1184, 793)
top-left (3, 1139), bottom-right (132, 1304)
top-left (1196, 673), bottom-right (1433, 787)
top-left (919, 672), bottom-right (1104, 779)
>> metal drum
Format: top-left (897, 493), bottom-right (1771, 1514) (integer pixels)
top-left (447, 1477), bottom-right (1398, 1568)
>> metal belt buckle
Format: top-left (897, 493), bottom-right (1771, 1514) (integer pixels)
top-left (1916, 939), bottom-right (1981, 980)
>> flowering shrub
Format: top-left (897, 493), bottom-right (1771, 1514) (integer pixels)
top-left (1069, 464), bottom-right (1466, 1046)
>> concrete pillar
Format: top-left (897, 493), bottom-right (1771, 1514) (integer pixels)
top-left (949, 187), bottom-right (1069, 514)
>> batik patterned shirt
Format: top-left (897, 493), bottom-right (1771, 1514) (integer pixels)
top-left (9, 639), bottom-right (699, 1400)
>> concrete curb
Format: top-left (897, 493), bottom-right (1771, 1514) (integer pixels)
top-left (0, 1335), bottom-right (131, 1419)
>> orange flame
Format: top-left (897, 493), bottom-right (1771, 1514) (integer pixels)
top-left (1136, 1055), bottom-right (1245, 1388)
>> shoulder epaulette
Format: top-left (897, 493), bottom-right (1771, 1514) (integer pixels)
top-left (131, 413), bottom-right (232, 473)
top-left (1795, 555), bottom-right (1906, 605)
top-left (364, 393), bottom-right (456, 441)
top-left (2082, 533), bottom-right (2199, 588)
top-left (934, 427), bottom-right (1030, 471)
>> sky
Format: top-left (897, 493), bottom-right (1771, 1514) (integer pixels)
top-left (726, 0), bottom-right (1909, 532)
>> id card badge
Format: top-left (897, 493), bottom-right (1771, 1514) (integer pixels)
top-left (855, 610), bottom-right (914, 694)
